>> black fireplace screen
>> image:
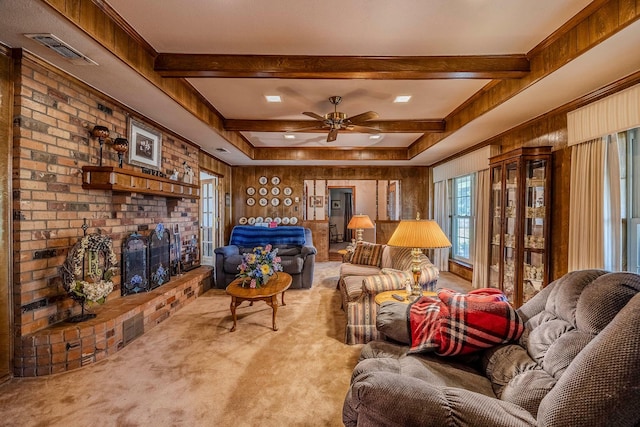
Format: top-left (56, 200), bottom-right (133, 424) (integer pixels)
top-left (122, 232), bottom-right (149, 296)
top-left (149, 223), bottom-right (171, 289)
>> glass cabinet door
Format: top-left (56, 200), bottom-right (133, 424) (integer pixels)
top-left (522, 158), bottom-right (547, 303)
top-left (502, 161), bottom-right (519, 304)
top-left (489, 165), bottom-right (503, 289)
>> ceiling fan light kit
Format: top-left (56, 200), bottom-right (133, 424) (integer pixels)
top-left (301, 95), bottom-right (380, 142)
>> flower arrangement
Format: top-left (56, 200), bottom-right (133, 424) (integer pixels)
top-left (69, 279), bottom-right (114, 305)
top-left (236, 244), bottom-right (283, 288)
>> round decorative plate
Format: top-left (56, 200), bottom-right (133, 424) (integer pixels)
top-left (239, 217), bottom-right (248, 225)
top-left (282, 217), bottom-right (290, 225)
top-left (246, 197), bottom-right (255, 206)
top-left (283, 187), bottom-right (292, 196)
top-left (255, 216), bottom-right (264, 223)
top-left (290, 217), bottom-right (298, 225)
top-left (265, 217), bottom-right (273, 223)
top-left (271, 198), bottom-right (280, 207)
top-left (259, 198), bottom-right (268, 206)
top-left (246, 187), bottom-right (256, 196)
top-left (259, 187), bottom-right (268, 196)
top-left (283, 197), bottom-right (292, 206)
top-left (274, 217), bottom-right (282, 224)
top-left (271, 176), bottom-right (280, 185)
top-left (271, 187), bottom-right (280, 196)
top-left (248, 217), bottom-right (256, 225)
top-left (259, 176), bottom-right (268, 185)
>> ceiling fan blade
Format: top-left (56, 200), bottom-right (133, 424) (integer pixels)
top-left (327, 128), bottom-right (338, 142)
top-left (347, 111), bottom-right (379, 124)
top-left (349, 125), bottom-right (380, 134)
top-left (302, 111), bottom-right (325, 121)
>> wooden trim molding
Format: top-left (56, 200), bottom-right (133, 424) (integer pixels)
top-left (224, 119), bottom-right (446, 133)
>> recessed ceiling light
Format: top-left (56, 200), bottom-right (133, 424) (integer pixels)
top-left (369, 135), bottom-right (381, 140)
top-left (265, 95), bottom-right (282, 103)
top-left (393, 95), bottom-right (412, 103)
top-left (284, 134), bottom-right (296, 140)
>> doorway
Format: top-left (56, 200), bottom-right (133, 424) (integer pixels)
top-left (200, 171), bottom-right (222, 266)
top-left (329, 187), bottom-right (354, 260)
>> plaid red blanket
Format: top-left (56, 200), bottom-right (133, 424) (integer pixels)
top-left (409, 288), bottom-right (524, 355)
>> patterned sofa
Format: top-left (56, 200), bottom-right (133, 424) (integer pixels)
top-left (343, 270), bottom-right (640, 426)
top-left (214, 225), bottom-right (316, 289)
top-left (338, 242), bottom-right (439, 344)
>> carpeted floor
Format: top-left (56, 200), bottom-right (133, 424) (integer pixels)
top-left (0, 263), bottom-right (471, 427)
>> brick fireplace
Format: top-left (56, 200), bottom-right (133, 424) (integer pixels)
top-left (11, 51), bottom-right (213, 376)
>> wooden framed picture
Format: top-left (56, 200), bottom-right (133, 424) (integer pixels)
top-left (309, 195), bottom-right (323, 207)
top-left (128, 117), bottom-right (162, 170)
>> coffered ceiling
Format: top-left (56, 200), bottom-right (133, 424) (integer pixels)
top-left (1, 1), bottom-right (640, 166)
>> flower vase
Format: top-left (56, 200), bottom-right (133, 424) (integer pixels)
top-left (67, 299), bottom-right (97, 323)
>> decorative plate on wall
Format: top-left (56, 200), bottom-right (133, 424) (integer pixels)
top-left (239, 217), bottom-right (248, 225)
top-left (255, 216), bottom-right (264, 223)
top-left (259, 176), bottom-right (268, 185)
top-left (246, 197), bottom-right (255, 206)
top-left (290, 217), bottom-right (298, 225)
top-left (282, 217), bottom-right (290, 225)
top-left (271, 187), bottom-right (280, 196)
top-left (259, 187), bottom-right (268, 196)
top-left (248, 217), bottom-right (256, 225)
top-left (265, 217), bottom-right (273, 223)
top-left (246, 187), bottom-right (256, 196)
top-left (259, 198), bottom-right (268, 206)
top-left (271, 176), bottom-right (280, 185)
top-left (283, 197), bottom-right (292, 206)
top-left (271, 198), bottom-right (280, 207)
top-left (283, 187), bottom-right (292, 196)
top-left (274, 217), bottom-right (282, 224)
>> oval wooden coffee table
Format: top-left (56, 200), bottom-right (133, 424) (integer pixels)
top-left (226, 272), bottom-right (292, 332)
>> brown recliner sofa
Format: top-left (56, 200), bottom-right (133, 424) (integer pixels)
top-left (343, 270), bottom-right (640, 426)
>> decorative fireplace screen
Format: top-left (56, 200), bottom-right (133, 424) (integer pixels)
top-left (121, 223), bottom-right (200, 296)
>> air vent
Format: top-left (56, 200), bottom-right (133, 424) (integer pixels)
top-left (215, 148), bottom-right (230, 153)
top-left (25, 33), bottom-right (97, 65)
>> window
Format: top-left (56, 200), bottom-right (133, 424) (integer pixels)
top-left (451, 174), bottom-right (474, 263)
top-left (622, 127), bottom-right (639, 273)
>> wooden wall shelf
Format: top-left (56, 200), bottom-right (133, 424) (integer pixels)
top-left (82, 166), bottom-right (200, 199)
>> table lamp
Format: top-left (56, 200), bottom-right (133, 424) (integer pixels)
top-left (387, 213), bottom-right (451, 294)
top-left (347, 214), bottom-right (375, 243)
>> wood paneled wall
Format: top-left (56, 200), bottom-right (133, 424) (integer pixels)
top-left (0, 47), bottom-right (12, 382)
top-left (230, 166), bottom-right (429, 261)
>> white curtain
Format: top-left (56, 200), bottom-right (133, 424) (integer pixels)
top-left (433, 179), bottom-right (450, 271)
top-left (568, 136), bottom-right (622, 271)
top-left (471, 169), bottom-right (490, 288)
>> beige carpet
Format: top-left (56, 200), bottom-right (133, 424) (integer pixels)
top-left (0, 264), bottom-right (471, 427)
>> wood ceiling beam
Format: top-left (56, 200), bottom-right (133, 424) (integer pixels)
top-left (155, 54), bottom-right (530, 79)
top-left (224, 119), bottom-right (445, 133)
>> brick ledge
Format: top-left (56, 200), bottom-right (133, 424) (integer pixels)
top-left (14, 266), bottom-right (213, 377)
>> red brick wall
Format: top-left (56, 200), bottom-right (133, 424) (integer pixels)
top-left (12, 52), bottom-right (201, 337)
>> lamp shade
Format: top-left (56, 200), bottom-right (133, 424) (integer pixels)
top-left (347, 214), bottom-right (375, 230)
top-left (387, 219), bottom-right (451, 249)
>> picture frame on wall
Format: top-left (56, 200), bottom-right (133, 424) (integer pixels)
top-left (128, 117), bottom-right (162, 170)
top-left (309, 196), bottom-right (323, 208)
top-left (331, 200), bottom-right (341, 210)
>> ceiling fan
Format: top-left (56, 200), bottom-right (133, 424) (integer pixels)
top-left (301, 96), bottom-right (379, 142)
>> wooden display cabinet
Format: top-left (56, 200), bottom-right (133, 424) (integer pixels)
top-left (487, 147), bottom-right (551, 307)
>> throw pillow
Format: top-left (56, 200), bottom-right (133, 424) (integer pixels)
top-left (409, 288), bottom-right (524, 356)
top-left (350, 242), bottom-right (384, 267)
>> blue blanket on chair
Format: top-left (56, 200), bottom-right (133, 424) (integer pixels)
top-left (229, 226), bottom-right (307, 247)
